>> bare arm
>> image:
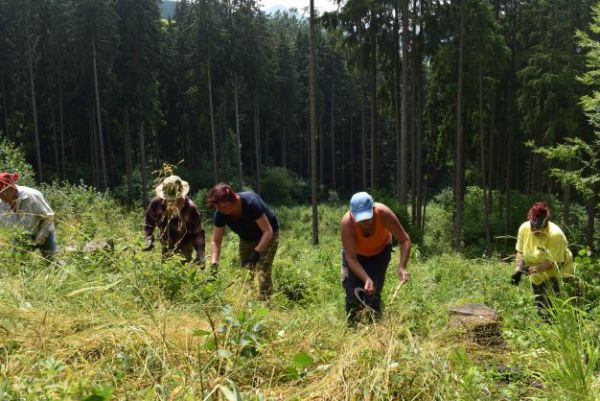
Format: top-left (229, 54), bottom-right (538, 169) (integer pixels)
top-left (379, 204), bottom-right (411, 283)
top-left (254, 214), bottom-right (274, 252)
top-left (341, 214), bottom-right (375, 294)
top-left (211, 225), bottom-right (225, 264)
top-left (515, 251), bottom-right (554, 273)
top-left (528, 260), bottom-right (555, 273)
top-left (514, 252), bottom-right (523, 272)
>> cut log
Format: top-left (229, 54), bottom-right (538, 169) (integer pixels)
top-left (449, 303), bottom-right (504, 346)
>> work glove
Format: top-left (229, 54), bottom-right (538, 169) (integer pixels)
top-left (142, 237), bottom-right (154, 251)
top-left (511, 271), bottom-right (523, 286)
top-left (511, 259), bottom-right (529, 286)
top-left (242, 250), bottom-right (261, 268)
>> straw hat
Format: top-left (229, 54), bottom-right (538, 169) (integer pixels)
top-left (156, 175), bottom-right (190, 200)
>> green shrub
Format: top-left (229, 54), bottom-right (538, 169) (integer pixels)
top-left (260, 166), bottom-right (307, 205)
top-left (0, 139), bottom-right (36, 186)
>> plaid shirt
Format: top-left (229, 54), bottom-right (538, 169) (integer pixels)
top-left (144, 197), bottom-right (205, 258)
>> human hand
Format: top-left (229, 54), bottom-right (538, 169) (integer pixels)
top-left (511, 271), bottom-right (522, 286)
top-left (364, 277), bottom-right (375, 295)
top-left (142, 237), bottom-right (154, 251)
top-left (398, 268), bottom-right (409, 284)
top-left (34, 232), bottom-right (48, 245)
top-left (242, 250), bottom-right (261, 267)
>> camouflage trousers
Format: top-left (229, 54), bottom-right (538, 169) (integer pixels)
top-left (239, 232), bottom-right (279, 299)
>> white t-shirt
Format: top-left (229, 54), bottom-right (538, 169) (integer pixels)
top-left (0, 185), bottom-right (55, 243)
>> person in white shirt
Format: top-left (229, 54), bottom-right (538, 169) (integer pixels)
top-left (0, 172), bottom-right (57, 259)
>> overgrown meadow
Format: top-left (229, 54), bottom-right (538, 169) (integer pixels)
top-left (1, 182), bottom-right (599, 401)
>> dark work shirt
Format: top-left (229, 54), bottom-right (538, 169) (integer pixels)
top-left (144, 196), bottom-right (205, 257)
top-left (214, 192), bottom-right (279, 241)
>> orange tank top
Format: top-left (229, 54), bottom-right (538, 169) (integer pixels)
top-left (351, 206), bottom-right (392, 256)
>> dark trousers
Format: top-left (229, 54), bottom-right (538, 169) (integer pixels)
top-left (342, 243), bottom-right (392, 324)
top-left (532, 277), bottom-right (560, 319)
top-left (161, 240), bottom-right (194, 262)
top-left (240, 233), bottom-right (279, 300)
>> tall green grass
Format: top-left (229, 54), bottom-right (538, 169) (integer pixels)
top-left (0, 184), bottom-right (599, 400)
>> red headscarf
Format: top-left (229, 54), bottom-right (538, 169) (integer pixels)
top-left (0, 172), bottom-right (20, 190)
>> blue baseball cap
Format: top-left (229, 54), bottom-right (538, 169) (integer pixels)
top-left (350, 192), bottom-right (374, 222)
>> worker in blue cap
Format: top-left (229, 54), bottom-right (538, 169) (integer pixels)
top-left (340, 192), bottom-right (412, 324)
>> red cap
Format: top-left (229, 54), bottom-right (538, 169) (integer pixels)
top-left (0, 172), bottom-right (20, 190)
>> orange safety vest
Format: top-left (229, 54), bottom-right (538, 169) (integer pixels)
top-left (351, 206), bottom-right (392, 257)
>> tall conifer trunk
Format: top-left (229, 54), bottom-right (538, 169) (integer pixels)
top-left (59, 84), bottom-right (66, 180)
top-left (233, 77), bottom-right (244, 187)
top-left (1, 74), bottom-right (9, 138)
top-left (139, 121), bottom-right (148, 207)
top-left (369, 31), bottom-right (378, 189)
top-left (309, 0), bottom-right (319, 245)
top-left (92, 38), bottom-right (107, 189)
top-left (361, 71), bottom-right (367, 189)
top-left (479, 67), bottom-right (492, 256)
top-left (400, 0), bottom-right (409, 204)
top-left (453, 1), bottom-right (465, 251)
top-left (123, 108), bottom-right (134, 204)
top-left (207, 59), bottom-right (218, 183)
top-left (26, 17), bottom-right (43, 181)
top-left (331, 80), bottom-right (336, 191)
top-left (254, 88), bottom-right (261, 193)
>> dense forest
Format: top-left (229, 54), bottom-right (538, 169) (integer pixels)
top-left (1, 0), bottom-right (599, 252)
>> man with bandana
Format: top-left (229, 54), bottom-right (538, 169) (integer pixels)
top-left (512, 201), bottom-right (573, 318)
top-left (143, 175), bottom-right (205, 265)
top-left (0, 172), bottom-right (58, 260)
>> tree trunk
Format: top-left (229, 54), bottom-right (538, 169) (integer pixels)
top-left (59, 83), bottom-right (66, 180)
top-left (52, 107), bottom-right (60, 177)
top-left (504, 53), bottom-right (517, 240)
top-left (26, 18), bottom-right (43, 181)
top-left (563, 183), bottom-right (571, 228)
top-left (479, 67), bottom-right (492, 257)
top-left (139, 122), bottom-right (148, 207)
top-left (361, 70), bottom-right (368, 189)
top-left (123, 107), bottom-right (134, 204)
top-left (319, 124), bottom-right (324, 186)
top-left (394, 4), bottom-right (401, 200)
top-left (369, 30), bottom-right (379, 189)
top-left (414, 19), bottom-right (424, 236)
top-left (1, 73), bottom-right (9, 138)
top-left (233, 77), bottom-right (244, 187)
top-left (89, 104), bottom-right (98, 187)
top-left (207, 59), bottom-right (218, 183)
top-left (453, 1), bottom-right (465, 251)
top-left (586, 193), bottom-right (596, 250)
top-left (254, 88), bottom-right (261, 193)
top-left (309, 0), bottom-right (319, 245)
top-left (282, 105), bottom-right (287, 168)
top-left (349, 115), bottom-right (355, 190)
top-left (92, 38), bottom-right (107, 189)
top-left (400, 0), bottom-right (410, 204)
top-left (331, 80), bottom-right (336, 191)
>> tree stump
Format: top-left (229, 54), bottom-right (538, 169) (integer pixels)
top-left (449, 303), bottom-right (504, 346)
